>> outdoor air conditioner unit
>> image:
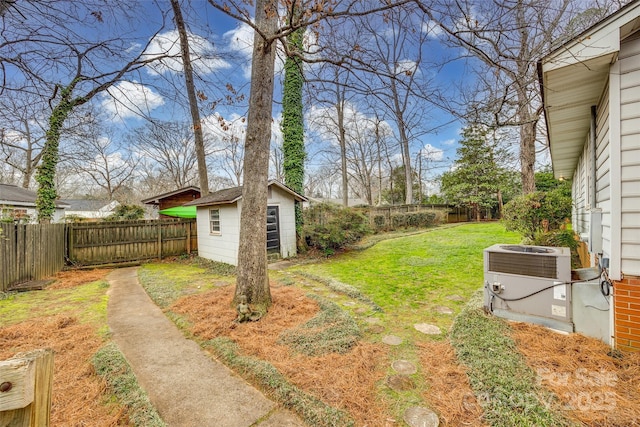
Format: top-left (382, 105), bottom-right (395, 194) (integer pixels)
top-left (483, 244), bottom-right (573, 332)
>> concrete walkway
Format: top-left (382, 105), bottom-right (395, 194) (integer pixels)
top-left (106, 267), bottom-right (304, 427)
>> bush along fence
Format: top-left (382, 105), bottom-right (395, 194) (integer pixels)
top-left (354, 204), bottom-right (469, 231)
top-left (1, 219), bottom-right (197, 291)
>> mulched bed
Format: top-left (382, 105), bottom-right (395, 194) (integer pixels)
top-left (170, 284), bottom-right (391, 426)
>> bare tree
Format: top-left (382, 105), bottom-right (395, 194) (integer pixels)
top-left (66, 127), bottom-right (139, 200)
top-left (206, 114), bottom-right (246, 186)
top-left (206, 0), bottom-right (414, 308)
top-left (1, 1), bottom-right (170, 220)
top-left (170, 0), bottom-right (210, 195)
top-left (130, 121), bottom-right (200, 189)
top-left (417, 0), bottom-right (609, 193)
top-left (0, 94), bottom-right (48, 188)
top-left (357, 3), bottom-right (438, 204)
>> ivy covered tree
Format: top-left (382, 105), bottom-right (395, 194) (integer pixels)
top-left (281, 14), bottom-right (305, 241)
top-left (440, 125), bottom-right (508, 221)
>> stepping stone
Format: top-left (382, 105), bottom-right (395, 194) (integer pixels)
top-left (343, 301), bottom-right (356, 306)
top-left (327, 293), bottom-right (339, 299)
top-left (386, 374), bottom-right (415, 391)
top-left (391, 359), bottom-right (417, 375)
top-left (355, 307), bottom-right (367, 314)
top-left (435, 306), bottom-right (453, 315)
top-left (404, 406), bottom-right (439, 427)
top-left (382, 335), bottom-right (403, 345)
top-left (367, 325), bottom-right (385, 334)
top-left (365, 317), bottom-right (381, 324)
top-left (213, 281), bottom-right (229, 287)
top-left (447, 294), bottom-right (465, 302)
top-left (414, 323), bottom-right (442, 335)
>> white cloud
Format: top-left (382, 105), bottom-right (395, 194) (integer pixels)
top-left (420, 143), bottom-right (444, 161)
top-left (223, 22), bottom-right (286, 79)
top-left (144, 30), bottom-right (230, 75)
top-left (442, 138), bottom-right (456, 146)
top-left (395, 60), bottom-right (418, 76)
top-left (101, 81), bottom-right (164, 120)
top-left (422, 20), bottom-right (443, 38)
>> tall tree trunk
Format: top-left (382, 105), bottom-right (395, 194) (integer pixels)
top-left (335, 86), bottom-right (349, 207)
top-left (171, 0), bottom-right (209, 195)
top-left (520, 117), bottom-right (537, 194)
top-left (234, 0), bottom-right (277, 309)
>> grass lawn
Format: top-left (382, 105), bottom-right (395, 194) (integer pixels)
top-left (7, 222), bottom-right (633, 426)
top-left (292, 222), bottom-right (521, 332)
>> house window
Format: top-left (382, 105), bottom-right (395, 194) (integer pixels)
top-left (209, 209), bottom-right (220, 233)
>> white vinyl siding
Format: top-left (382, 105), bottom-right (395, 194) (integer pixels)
top-left (597, 83), bottom-right (612, 261)
top-left (194, 183), bottom-right (301, 266)
top-left (618, 33), bottom-right (640, 276)
top-left (196, 204), bottom-right (240, 266)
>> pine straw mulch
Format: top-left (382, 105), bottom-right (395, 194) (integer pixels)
top-left (418, 341), bottom-right (487, 427)
top-left (0, 315), bottom-right (129, 426)
top-left (47, 268), bottom-right (112, 290)
top-left (170, 284), bottom-right (391, 427)
top-left (510, 322), bottom-right (640, 427)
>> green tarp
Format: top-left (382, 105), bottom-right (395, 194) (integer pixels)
top-left (158, 206), bottom-right (197, 218)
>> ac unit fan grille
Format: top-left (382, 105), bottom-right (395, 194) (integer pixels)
top-left (488, 252), bottom-right (558, 279)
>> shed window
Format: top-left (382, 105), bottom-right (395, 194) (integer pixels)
top-left (209, 209), bottom-right (220, 233)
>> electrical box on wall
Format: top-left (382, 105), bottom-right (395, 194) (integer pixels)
top-left (589, 210), bottom-right (602, 254)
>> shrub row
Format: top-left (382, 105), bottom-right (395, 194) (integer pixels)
top-left (302, 203), bottom-right (371, 254)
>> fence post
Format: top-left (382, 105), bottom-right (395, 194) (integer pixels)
top-left (0, 349), bottom-right (54, 427)
top-left (157, 220), bottom-right (162, 260)
top-left (186, 221), bottom-right (191, 254)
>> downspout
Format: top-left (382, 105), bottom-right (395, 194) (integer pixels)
top-left (590, 105), bottom-right (597, 209)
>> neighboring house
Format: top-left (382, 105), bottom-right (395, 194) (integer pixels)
top-left (184, 181), bottom-right (306, 266)
top-left (61, 199), bottom-right (120, 219)
top-left (539, 1), bottom-right (640, 351)
top-left (141, 186), bottom-right (201, 219)
top-left (0, 184), bottom-right (68, 223)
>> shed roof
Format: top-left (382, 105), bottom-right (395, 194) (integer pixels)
top-left (185, 181), bottom-right (306, 207)
top-left (539, 0), bottom-right (640, 179)
top-left (141, 186), bottom-right (201, 205)
top-left (0, 184), bottom-right (69, 208)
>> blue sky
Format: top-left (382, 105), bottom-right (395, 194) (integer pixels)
top-left (100, 0), bottom-right (467, 176)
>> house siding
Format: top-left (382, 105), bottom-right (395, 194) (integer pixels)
top-left (571, 82), bottom-right (611, 252)
top-left (619, 34), bottom-right (640, 277)
top-left (196, 203), bottom-right (240, 265)
top-left (612, 33), bottom-right (640, 352)
top-left (194, 183), bottom-right (300, 266)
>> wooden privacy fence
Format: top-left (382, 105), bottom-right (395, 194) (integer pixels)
top-left (66, 219), bottom-right (197, 266)
top-left (0, 224), bottom-right (65, 292)
top-left (1, 220), bottom-right (197, 291)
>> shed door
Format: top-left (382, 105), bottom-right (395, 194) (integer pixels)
top-left (266, 206), bottom-right (280, 252)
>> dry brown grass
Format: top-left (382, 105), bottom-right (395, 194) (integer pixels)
top-left (418, 341), bottom-right (487, 427)
top-left (510, 322), bottom-right (640, 427)
top-left (170, 284), bottom-right (391, 426)
top-left (48, 268), bottom-right (112, 290)
top-left (0, 315), bottom-right (129, 426)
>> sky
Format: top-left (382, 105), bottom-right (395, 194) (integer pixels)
top-left (97, 1), bottom-right (467, 176)
top-left (1, 0), bottom-right (485, 198)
